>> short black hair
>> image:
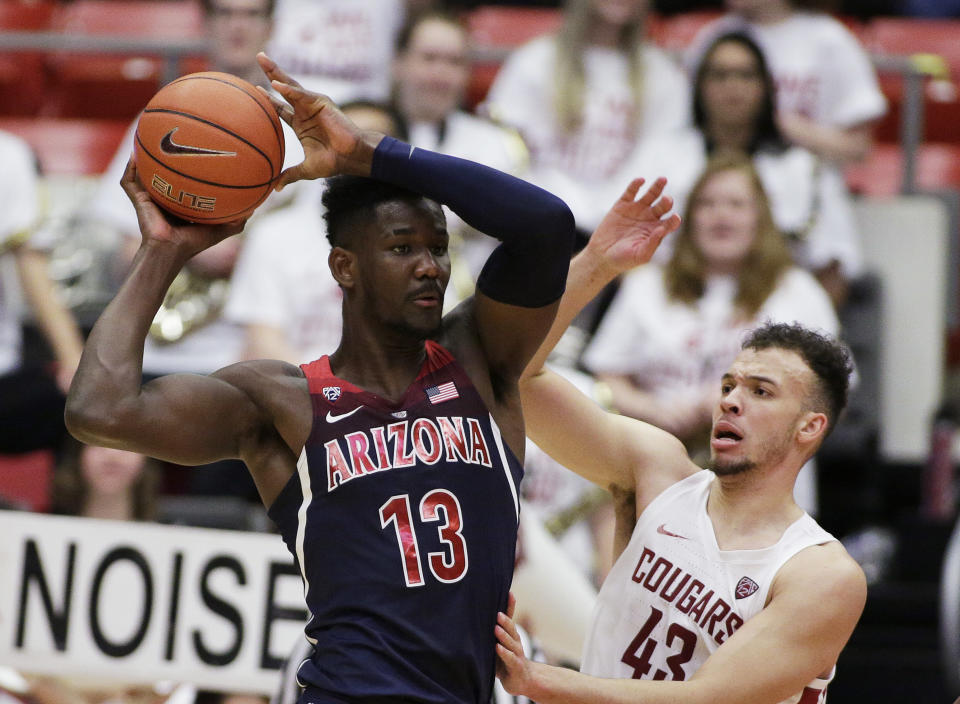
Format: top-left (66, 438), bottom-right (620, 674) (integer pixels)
top-left (742, 322), bottom-right (853, 433)
top-left (321, 175), bottom-right (428, 248)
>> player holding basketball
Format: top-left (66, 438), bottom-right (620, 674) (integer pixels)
top-left (64, 52), bottom-right (621, 703)
top-left (492, 183), bottom-right (867, 704)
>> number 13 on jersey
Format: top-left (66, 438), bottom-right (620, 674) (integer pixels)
top-left (380, 489), bottom-right (469, 587)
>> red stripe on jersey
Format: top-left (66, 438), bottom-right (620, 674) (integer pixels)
top-left (797, 685), bottom-right (826, 704)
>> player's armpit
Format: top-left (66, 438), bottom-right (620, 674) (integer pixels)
top-left (688, 541), bottom-right (867, 704)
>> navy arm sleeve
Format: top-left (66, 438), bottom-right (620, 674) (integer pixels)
top-left (371, 136), bottom-right (576, 308)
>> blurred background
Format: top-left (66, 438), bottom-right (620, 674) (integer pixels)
top-left (0, 0), bottom-right (959, 702)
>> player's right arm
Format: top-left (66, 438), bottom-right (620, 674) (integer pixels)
top-left (65, 160), bottom-right (285, 470)
top-left (520, 180), bottom-right (691, 501)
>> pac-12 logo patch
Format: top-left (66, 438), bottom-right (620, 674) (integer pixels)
top-left (735, 576), bottom-right (760, 599)
top-left (322, 386), bottom-right (341, 402)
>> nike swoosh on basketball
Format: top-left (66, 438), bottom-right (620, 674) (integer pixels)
top-left (159, 127), bottom-right (237, 156)
top-left (657, 523), bottom-right (688, 540)
top-left (326, 406), bottom-right (363, 423)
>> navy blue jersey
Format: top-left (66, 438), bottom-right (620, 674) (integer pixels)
top-left (268, 341), bottom-right (523, 704)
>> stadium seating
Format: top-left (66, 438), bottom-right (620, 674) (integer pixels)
top-left (0, 117), bottom-right (127, 175)
top-left (41, 0), bottom-right (207, 120)
top-left (465, 5), bottom-right (562, 109)
top-left (646, 10), bottom-right (721, 52)
top-left (864, 18), bottom-right (960, 143)
top-left (846, 142), bottom-right (960, 198)
top-left (0, 0), bottom-right (56, 115)
top-left (0, 449), bottom-right (53, 512)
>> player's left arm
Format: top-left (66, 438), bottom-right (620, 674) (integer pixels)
top-left (497, 542), bottom-right (867, 704)
top-left (684, 542), bottom-right (867, 702)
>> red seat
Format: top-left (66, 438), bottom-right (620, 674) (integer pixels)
top-left (866, 17), bottom-right (960, 78)
top-left (43, 0), bottom-right (206, 120)
top-left (864, 17), bottom-right (960, 143)
top-left (647, 10), bottom-right (722, 53)
top-left (0, 449), bottom-right (53, 512)
top-left (0, 0), bottom-right (55, 30)
top-left (467, 5), bottom-right (563, 50)
top-left (465, 5), bottom-right (563, 109)
top-left (0, 0), bottom-right (57, 116)
top-left (0, 117), bottom-right (129, 175)
top-left (845, 142), bottom-right (960, 197)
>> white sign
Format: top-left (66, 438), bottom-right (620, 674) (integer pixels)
top-left (0, 511), bottom-right (306, 695)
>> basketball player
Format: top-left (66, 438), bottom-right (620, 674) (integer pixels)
top-left (65, 52), bottom-right (598, 703)
top-left (493, 181), bottom-right (867, 703)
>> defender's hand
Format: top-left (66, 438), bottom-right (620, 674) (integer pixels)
top-left (587, 178), bottom-right (682, 278)
top-left (495, 593), bottom-right (538, 697)
top-left (121, 158), bottom-right (245, 260)
top-left (256, 52), bottom-right (383, 189)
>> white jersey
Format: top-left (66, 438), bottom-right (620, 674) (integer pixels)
top-left (582, 470), bottom-right (836, 703)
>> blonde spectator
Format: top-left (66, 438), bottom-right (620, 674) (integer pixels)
top-left (484, 0), bottom-right (690, 233)
top-left (582, 154), bottom-right (838, 512)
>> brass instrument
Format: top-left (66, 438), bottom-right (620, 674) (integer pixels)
top-left (149, 269), bottom-right (230, 343)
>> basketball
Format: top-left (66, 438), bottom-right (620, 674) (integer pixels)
top-left (133, 71), bottom-right (284, 224)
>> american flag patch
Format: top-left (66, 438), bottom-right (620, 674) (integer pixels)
top-left (425, 381), bottom-right (459, 404)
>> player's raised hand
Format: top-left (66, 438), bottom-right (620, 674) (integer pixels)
top-left (121, 158), bottom-right (244, 258)
top-left (257, 52), bottom-right (383, 189)
top-left (586, 177), bottom-right (682, 277)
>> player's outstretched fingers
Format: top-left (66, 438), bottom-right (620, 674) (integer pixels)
top-left (256, 52), bottom-right (303, 89)
top-left (619, 178), bottom-right (646, 203)
top-left (636, 176), bottom-right (668, 207)
top-left (652, 194), bottom-right (674, 218)
top-left (256, 86), bottom-right (294, 126)
top-left (661, 213), bottom-right (683, 239)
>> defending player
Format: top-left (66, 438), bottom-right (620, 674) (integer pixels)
top-left (66, 53), bottom-right (598, 703)
top-left (494, 181), bottom-right (867, 703)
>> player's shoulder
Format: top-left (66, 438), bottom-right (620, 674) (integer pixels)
top-left (211, 359), bottom-right (308, 399)
top-left (625, 422), bottom-right (701, 500)
top-left (776, 538), bottom-right (868, 606)
top-left (212, 360), bottom-right (312, 448)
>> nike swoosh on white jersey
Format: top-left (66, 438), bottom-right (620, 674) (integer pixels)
top-left (326, 406), bottom-right (363, 423)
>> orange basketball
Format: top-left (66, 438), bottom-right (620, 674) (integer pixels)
top-left (133, 71), bottom-right (284, 224)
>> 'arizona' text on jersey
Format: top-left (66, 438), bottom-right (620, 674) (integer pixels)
top-left (268, 341), bottom-right (523, 703)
